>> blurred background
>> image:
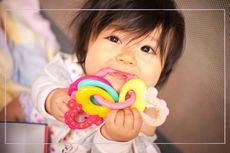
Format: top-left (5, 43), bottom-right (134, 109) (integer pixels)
top-left (0, 0), bottom-right (229, 153)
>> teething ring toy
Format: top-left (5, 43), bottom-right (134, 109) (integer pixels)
top-left (64, 99), bottom-right (104, 129)
top-left (66, 71), bottom-right (169, 129)
top-left (119, 79), bottom-right (147, 112)
top-left (76, 86), bottom-right (115, 118)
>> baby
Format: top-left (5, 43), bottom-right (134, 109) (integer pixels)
top-left (32, 0), bottom-right (185, 152)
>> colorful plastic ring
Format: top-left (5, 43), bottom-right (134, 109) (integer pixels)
top-left (78, 79), bottom-right (118, 103)
top-left (119, 79), bottom-right (147, 112)
top-left (76, 86), bottom-right (115, 118)
top-left (94, 91), bottom-right (135, 109)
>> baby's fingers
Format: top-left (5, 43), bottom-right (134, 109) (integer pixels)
top-left (105, 109), bottom-right (118, 127)
top-left (57, 94), bottom-right (71, 114)
top-left (124, 108), bottom-right (134, 128)
top-left (54, 101), bottom-right (69, 122)
top-left (52, 107), bottom-right (66, 122)
top-left (56, 115), bottom-right (65, 123)
top-left (131, 108), bottom-right (142, 131)
top-left (58, 102), bottom-right (69, 114)
top-left (61, 94), bottom-right (71, 105)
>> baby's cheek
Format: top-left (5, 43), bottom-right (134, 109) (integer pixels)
top-left (144, 75), bottom-right (160, 87)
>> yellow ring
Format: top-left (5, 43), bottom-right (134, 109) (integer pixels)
top-left (76, 86), bottom-right (115, 118)
top-left (119, 79), bottom-right (147, 112)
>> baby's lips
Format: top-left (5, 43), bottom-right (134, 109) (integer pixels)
top-left (96, 68), bottom-right (136, 80)
top-left (96, 68), bottom-right (115, 77)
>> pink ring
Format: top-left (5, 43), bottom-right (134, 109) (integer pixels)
top-left (68, 75), bottom-right (113, 96)
top-left (93, 91), bottom-right (136, 109)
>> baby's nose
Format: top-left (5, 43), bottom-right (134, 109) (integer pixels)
top-left (116, 51), bottom-right (137, 65)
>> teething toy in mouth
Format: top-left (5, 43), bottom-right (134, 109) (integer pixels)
top-left (64, 68), bottom-right (169, 129)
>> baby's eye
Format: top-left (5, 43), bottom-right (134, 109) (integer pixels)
top-left (105, 35), bottom-right (120, 43)
top-left (141, 45), bottom-right (156, 54)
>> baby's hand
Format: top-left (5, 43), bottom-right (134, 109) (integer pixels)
top-left (45, 88), bottom-right (70, 122)
top-left (101, 107), bottom-right (142, 142)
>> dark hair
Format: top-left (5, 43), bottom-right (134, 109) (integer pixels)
top-left (71, 0), bottom-right (185, 87)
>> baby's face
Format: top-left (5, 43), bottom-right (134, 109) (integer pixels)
top-left (85, 26), bottom-right (164, 91)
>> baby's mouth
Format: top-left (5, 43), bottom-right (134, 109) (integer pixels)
top-left (96, 68), bottom-right (135, 81)
top-left (108, 72), bottom-right (129, 80)
top-left (96, 68), bottom-right (136, 91)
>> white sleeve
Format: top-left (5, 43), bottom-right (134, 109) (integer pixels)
top-left (133, 133), bottom-right (161, 153)
top-left (92, 128), bottom-right (134, 153)
top-left (91, 128), bottom-right (161, 153)
top-left (31, 53), bottom-right (72, 119)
